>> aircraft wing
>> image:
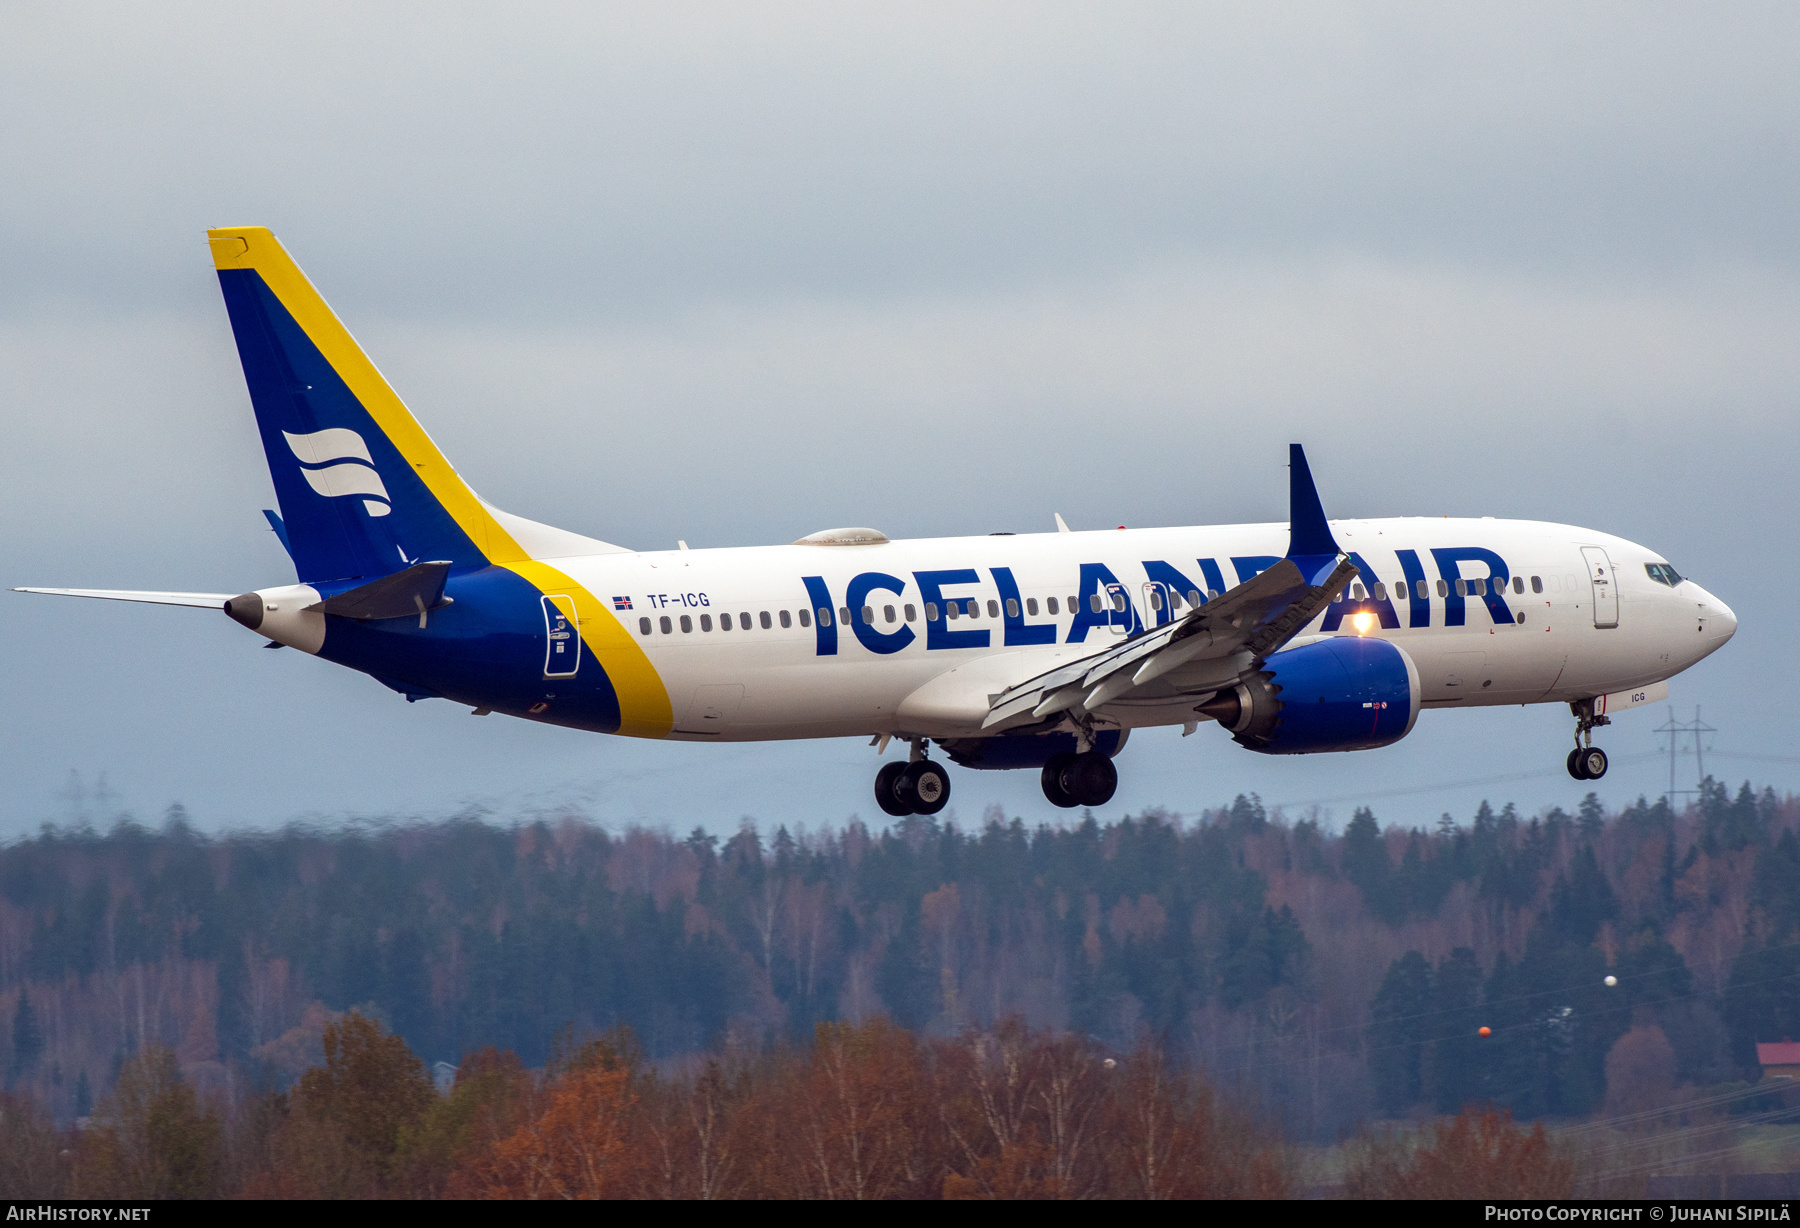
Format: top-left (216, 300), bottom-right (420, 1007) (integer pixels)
top-left (13, 588), bottom-right (234, 609)
top-left (981, 552), bottom-right (1358, 729)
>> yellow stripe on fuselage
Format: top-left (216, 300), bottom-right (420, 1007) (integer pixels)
top-left (507, 561), bottom-right (673, 738)
top-left (207, 226), bottom-right (673, 739)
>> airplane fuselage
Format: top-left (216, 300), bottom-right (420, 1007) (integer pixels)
top-left (252, 515), bottom-right (1733, 746)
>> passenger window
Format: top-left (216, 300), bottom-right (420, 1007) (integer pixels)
top-left (862, 605), bottom-right (875, 624)
top-left (718, 613), bottom-right (731, 631)
top-left (1531, 576), bottom-right (1542, 594)
top-left (925, 602), bottom-right (939, 621)
top-left (1332, 591), bottom-right (1343, 603)
top-left (1188, 589), bottom-right (1202, 606)
top-left (1208, 589), bottom-right (1222, 600)
top-left (680, 615), bottom-right (693, 633)
top-left (1352, 582), bottom-right (1366, 600)
top-left (1437, 579), bottom-right (1449, 598)
top-left (817, 608), bottom-right (830, 627)
top-left (905, 604), bottom-right (917, 622)
top-left (700, 613), bottom-right (713, 631)
top-left (639, 616), bottom-right (652, 635)
top-left (1373, 582), bottom-right (1386, 602)
top-left (1148, 590), bottom-right (1163, 611)
top-left (1416, 580), bottom-right (1428, 600)
top-left (760, 611), bottom-right (772, 629)
top-left (1513, 576), bottom-right (1524, 594)
top-left (946, 601), bottom-right (959, 620)
top-left (660, 615), bottom-right (672, 634)
top-left (964, 601), bottom-right (977, 619)
top-left (1047, 597), bottom-right (1059, 615)
top-left (782, 610), bottom-right (794, 628)
top-left (1454, 579), bottom-right (1466, 597)
top-left (1069, 595), bottom-right (1079, 611)
top-left (1090, 593), bottom-right (1104, 613)
top-left (1026, 597), bottom-right (1038, 616)
top-left (1006, 598), bottom-right (1020, 618)
top-left (839, 607), bottom-right (851, 625)
top-left (988, 599), bottom-right (1000, 618)
top-left (884, 604), bottom-right (896, 623)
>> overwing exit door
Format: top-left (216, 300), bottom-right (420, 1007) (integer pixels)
top-left (1105, 583), bottom-right (1132, 635)
top-left (1580, 547), bottom-right (1619, 629)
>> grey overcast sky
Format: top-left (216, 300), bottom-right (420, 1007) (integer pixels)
top-left (3, 2), bottom-right (1797, 840)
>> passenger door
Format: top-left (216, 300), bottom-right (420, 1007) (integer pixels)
top-left (1580, 547), bottom-right (1620, 629)
top-left (541, 594), bottom-right (581, 678)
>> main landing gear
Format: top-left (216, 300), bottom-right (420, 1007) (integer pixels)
top-left (875, 741), bottom-right (951, 817)
top-left (1041, 752), bottom-right (1118, 809)
top-left (1567, 698), bottom-right (1610, 781)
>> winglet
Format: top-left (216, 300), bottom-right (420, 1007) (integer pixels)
top-left (1287, 444), bottom-right (1340, 559)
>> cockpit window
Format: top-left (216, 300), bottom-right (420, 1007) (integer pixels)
top-left (1645, 562), bottom-right (1683, 587)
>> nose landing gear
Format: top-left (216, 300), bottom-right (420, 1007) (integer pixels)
top-left (874, 740), bottom-right (951, 817)
top-left (1567, 699), bottom-right (1611, 780)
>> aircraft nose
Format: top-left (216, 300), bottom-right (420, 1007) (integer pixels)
top-left (1684, 582), bottom-right (1737, 646)
top-left (1711, 596), bottom-right (1738, 642)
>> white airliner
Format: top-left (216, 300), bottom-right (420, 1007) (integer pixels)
top-left (17, 228), bottom-right (1738, 816)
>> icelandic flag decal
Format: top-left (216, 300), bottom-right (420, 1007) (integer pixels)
top-left (611, 596), bottom-right (633, 610)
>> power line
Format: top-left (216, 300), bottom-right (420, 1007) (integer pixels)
top-left (1269, 752), bottom-right (1662, 811)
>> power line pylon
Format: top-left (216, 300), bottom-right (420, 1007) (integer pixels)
top-left (1654, 706), bottom-right (1717, 809)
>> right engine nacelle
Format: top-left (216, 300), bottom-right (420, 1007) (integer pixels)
top-left (1197, 636), bottom-right (1420, 755)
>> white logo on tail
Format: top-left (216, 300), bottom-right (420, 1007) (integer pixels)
top-left (284, 429), bottom-right (391, 517)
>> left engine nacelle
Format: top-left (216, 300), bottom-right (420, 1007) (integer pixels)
top-left (1197, 636), bottom-right (1420, 755)
top-left (224, 584), bottom-right (325, 653)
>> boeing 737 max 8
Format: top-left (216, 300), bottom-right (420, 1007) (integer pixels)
top-left (16, 228), bottom-right (1739, 816)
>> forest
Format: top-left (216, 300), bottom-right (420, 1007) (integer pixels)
top-left (4, 776), bottom-right (1800, 1196)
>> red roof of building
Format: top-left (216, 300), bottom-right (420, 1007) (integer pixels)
top-left (1756, 1042), bottom-right (1800, 1066)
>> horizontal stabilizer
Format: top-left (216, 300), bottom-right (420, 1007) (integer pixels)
top-left (306, 561), bottom-right (453, 622)
top-left (13, 588), bottom-right (233, 609)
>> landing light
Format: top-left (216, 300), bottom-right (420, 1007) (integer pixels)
top-left (1352, 612), bottom-right (1375, 635)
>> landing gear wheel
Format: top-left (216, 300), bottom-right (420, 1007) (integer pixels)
top-left (1576, 746), bottom-right (1608, 780)
top-left (1069, 753), bottom-right (1118, 806)
top-left (897, 761), bottom-right (951, 815)
top-left (1043, 752), bottom-right (1118, 807)
top-left (875, 761), bottom-right (912, 817)
top-left (1567, 748), bottom-right (1589, 781)
top-left (1042, 754), bottom-right (1081, 808)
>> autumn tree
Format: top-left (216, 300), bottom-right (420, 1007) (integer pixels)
top-left (75, 1046), bottom-right (221, 1199)
top-left (1099, 1045), bottom-right (1290, 1199)
top-left (0, 1089), bottom-right (66, 1197)
top-left (407, 1047), bottom-right (535, 1197)
top-left (461, 1028), bottom-right (642, 1199)
top-left (243, 1012), bottom-right (436, 1197)
top-left (1345, 1107), bottom-right (1575, 1199)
